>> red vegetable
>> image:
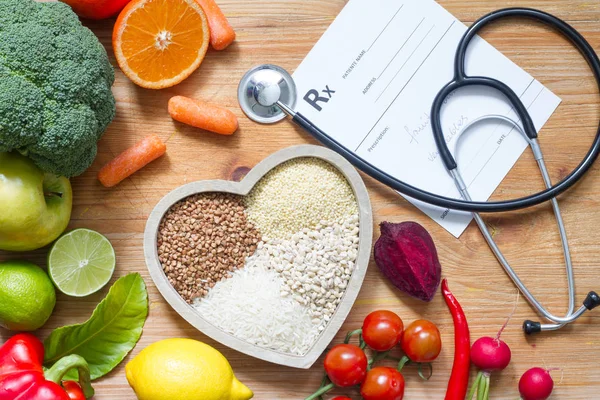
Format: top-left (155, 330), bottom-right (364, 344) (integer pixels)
top-left (62, 382), bottom-right (86, 400)
top-left (519, 368), bottom-right (554, 400)
top-left (468, 311), bottom-right (513, 400)
top-left (324, 344), bottom-right (368, 387)
top-left (360, 367), bottom-right (405, 400)
top-left (374, 222), bottom-right (441, 302)
top-left (401, 319), bottom-right (442, 363)
top-left (60, 0), bottom-right (131, 19)
top-left (362, 310), bottom-right (404, 352)
top-left (0, 333), bottom-right (94, 400)
top-left (331, 397), bottom-right (352, 400)
top-left (471, 337), bottom-right (511, 372)
top-left (442, 280), bottom-right (470, 400)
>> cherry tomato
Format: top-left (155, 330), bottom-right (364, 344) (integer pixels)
top-left (401, 319), bottom-right (442, 363)
top-left (63, 381), bottom-right (86, 400)
top-left (362, 310), bottom-right (404, 351)
top-left (360, 367), bottom-right (405, 400)
top-left (324, 344), bottom-right (368, 387)
top-left (331, 397), bottom-right (352, 400)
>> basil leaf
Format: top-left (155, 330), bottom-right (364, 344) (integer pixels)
top-left (44, 273), bottom-right (148, 380)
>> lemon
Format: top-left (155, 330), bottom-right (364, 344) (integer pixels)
top-left (0, 260), bottom-right (56, 331)
top-left (126, 338), bottom-right (253, 400)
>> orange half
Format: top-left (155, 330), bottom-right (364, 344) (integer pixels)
top-left (113, 0), bottom-right (210, 89)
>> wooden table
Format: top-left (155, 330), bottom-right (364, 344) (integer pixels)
top-left (2, 0), bottom-right (600, 398)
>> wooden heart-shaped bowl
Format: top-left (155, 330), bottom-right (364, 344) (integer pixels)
top-left (144, 144), bottom-right (373, 368)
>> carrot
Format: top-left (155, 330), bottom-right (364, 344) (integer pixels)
top-left (196, 0), bottom-right (236, 50)
top-left (168, 95), bottom-right (238, 135)
top-left (98, 135), bottom-right (166, 188)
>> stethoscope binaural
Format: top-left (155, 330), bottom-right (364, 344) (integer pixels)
top-left (237, 7), bottom-right (600, 333)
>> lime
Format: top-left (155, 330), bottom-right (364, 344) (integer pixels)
top-left (0, 260), bottom-right (56, 331)
top-left (48, 228), bottom-right (116, 297)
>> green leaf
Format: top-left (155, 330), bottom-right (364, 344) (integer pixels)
top-left (43, 273), bottom-right (148, 380)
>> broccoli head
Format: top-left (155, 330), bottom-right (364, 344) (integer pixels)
top-left (0, 0), bottom-right (116, 177)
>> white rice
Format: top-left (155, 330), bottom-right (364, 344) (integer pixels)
top-left (193, 258), bottom-right (318, 356)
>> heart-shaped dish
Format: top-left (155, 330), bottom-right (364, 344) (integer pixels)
top-left (144, 144), bottom-right (373, 368)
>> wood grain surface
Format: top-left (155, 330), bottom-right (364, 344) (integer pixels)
top-left (2, 0), bottom-right (600, 398)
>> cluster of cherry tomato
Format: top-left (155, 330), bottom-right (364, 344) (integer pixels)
top-left (305, 310), bottom-right (442, 400)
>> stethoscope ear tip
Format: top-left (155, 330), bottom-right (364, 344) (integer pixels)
top-left (523, 320), bottom-right (542, 335)
top-left (584, 291), bottom-right (600, 310)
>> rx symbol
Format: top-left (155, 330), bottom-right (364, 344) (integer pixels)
top-left (303, 85), bottom-right (336, 112)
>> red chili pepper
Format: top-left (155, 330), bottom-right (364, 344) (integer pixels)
top-left (442, 279), bottom-right (470, 400)
top-left (0, 333), bottom-right (94, 400)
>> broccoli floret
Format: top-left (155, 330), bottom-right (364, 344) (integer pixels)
top-left (0, 0), bottom-right (116, 177)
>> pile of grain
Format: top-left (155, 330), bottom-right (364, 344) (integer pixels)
top-left (161, 157), bottom-right (361, 356)
top-left (194, 263), bottom-right (318, 355)
top-left (244, 157), bottom-right (358, 239)
top-left (157, 193), bottom-right (261, 303)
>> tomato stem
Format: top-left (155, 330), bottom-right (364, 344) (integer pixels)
top-left (417, 362), bottom-right (433, 381)
top-left (359, 334), bottom-right (367, 350)
top-left (316, 374), bottom-right (330, 400)
top-left (304, 383), bottom-right (335, 400)
top-left (397, 355), bottom-right (411, 371)
top-left (344, 329), bottom-right (362, 344)
top-left (368, 350), bottom-right (390, 370)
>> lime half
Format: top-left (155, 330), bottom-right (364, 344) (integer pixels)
top-left (48, 229), bottom-right (116, 297)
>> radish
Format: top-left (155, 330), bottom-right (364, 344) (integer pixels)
top-left (519, 368), bottom-right (554, 400)
top-left (471, 336), bottom-right (511, 372)
top-left (467, 310), bottom-right (513, 399)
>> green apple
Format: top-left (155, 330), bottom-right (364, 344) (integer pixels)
top-left (0, 152), bottom-right (72, 251)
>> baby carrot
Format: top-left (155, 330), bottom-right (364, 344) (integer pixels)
top-left (196, 0), bottom-right (236, 50)
top-left (168, 95), bottom-right (238, 135)
top-left (98, 135), bottom-right (166, 188)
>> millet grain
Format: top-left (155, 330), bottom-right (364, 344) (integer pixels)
top-left (157, 193), bottom-right (261, 303)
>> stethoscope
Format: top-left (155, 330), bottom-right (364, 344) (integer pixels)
top-left (237, 8), bottom-right (600, 334)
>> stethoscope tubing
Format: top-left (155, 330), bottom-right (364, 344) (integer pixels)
top-left (291, 7), bottom-right (600, 213)
top-left (429, 7), bottom-right (600, 212)
top-left (452, 115), bottom-right (578, 331)
top-left (275, 7), bottom-right (600, 333)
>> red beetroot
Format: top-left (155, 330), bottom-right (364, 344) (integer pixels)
top-left (374, 222), bottom-right (441, 302)
top-left (519, 368), bottom-right (554, 400)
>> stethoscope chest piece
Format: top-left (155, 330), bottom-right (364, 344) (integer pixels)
top-left (238, 64), bottom-right (297, 124)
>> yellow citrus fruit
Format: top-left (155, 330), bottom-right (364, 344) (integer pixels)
top-left (113, 0), bottom-right (210, 89)
top-left (126, 338), bottom-right (253, 400)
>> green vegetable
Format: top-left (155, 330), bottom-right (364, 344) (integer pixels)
top-left (44, 273), bottom-right (148, 380)
top-left (0, 0), bottom-right (116, 177)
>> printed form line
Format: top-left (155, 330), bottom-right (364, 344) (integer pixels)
top-left (434, 77), bottom-right (536, 199)
top-left (367, 4), bottom-right (405, 52)
top-left (457, 77), bottom-right (536, 178)
top-left (377, 18), bottom-right (425, 80)
top-left (462, 85), bottom-right (546, 195)
top-left (376, 23), bottom-right (435, 102)
top-left (355, 21), bottom-right (457, 152)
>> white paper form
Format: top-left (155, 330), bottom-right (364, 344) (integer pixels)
top-left (292, 0), bottom-right (561, 237)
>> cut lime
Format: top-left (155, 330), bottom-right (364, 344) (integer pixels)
top-left (48, 228), bottom-right (116, 297)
